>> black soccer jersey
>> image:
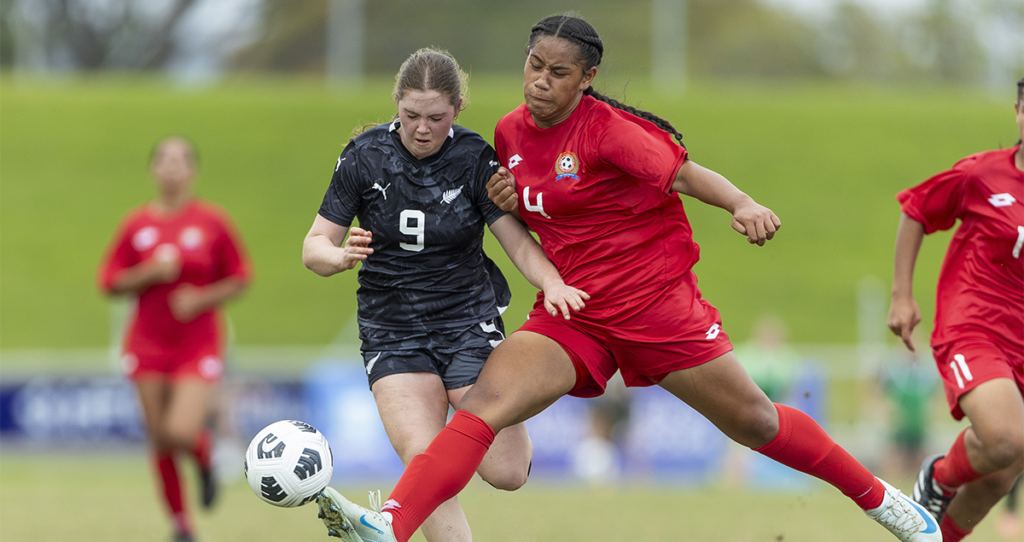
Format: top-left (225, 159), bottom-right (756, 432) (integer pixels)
top-left (318, 121), bottom-right (512, 331)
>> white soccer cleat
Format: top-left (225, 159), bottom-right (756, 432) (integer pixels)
top-left (317, 487), bottom-right (397, 542)
top-left (865, 479), bottom-right (942, 542)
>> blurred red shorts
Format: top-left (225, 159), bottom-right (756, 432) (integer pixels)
top-left (122, 342), bottom-right (224, 382)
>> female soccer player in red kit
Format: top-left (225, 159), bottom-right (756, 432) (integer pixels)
top-left (887, 78), bottom-right (1024, 542)
top-left (315, 15), bottom-right (939, 542)
top-left (98, 137), bottom-right (251, 542)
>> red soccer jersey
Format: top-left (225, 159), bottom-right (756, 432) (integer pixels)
top-left (494, 95), bottom-right (691, 309)
top-left (98, 199), bottom-right (252, 357)
top-left (897, 145), bottom-right (1024, 349)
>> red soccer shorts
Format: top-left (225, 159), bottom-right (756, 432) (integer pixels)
top-left (517, 271), bottom-right (733, 397)
top-left (931, 330), bottom-right (1024, 420)
top-left (122, 342), bottom-right (225, 382)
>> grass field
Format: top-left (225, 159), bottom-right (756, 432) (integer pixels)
top-left (1, 74), bottom-right (1016, 353)
top-left (1, 449), bottom-right (1016, 542)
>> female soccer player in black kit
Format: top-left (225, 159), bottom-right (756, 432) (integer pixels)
top-left (301, 48), bottom-right (587, 542)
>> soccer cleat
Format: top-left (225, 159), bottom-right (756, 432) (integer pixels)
top-left (317, 487), bottom-right (396, 542)
top-left (199, 465), bottom-right (217, 509)
top-left (913, 454), bottom-right (954, 523)
top-left (865, 479), bottom-right (942, 541)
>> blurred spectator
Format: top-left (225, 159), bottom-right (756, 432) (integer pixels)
top-left (572, 373), bottom-right (630, 486)
top-left (732, 314), bottom-right (799, 403)
top-left (878, 337), bottom-right (938, 479)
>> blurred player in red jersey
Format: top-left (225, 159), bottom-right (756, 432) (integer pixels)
top-left (314, 14), bottom-right (939, 542)
top-left (887, 77), bottom-right (1024, 542)
top-left (98, 137), bottom-right (251, 542)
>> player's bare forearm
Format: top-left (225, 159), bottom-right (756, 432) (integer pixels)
top-left (890, 213), bottom-right (925, 300)
top-left (671, 160), bottom-right (780, 246)
top-left (490, 215), bottom-right (588, 318)
top-left (302, 214), bottom-right (369, 277)
top-left (887, 213), bottom-right (926, 350)
top-left (671, 160), bottom-right (750, 211)
top-left (108, 260), bottom-right (178, 295)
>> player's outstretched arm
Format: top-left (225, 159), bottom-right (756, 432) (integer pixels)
top-left (487, 167), bottom-right (523, 221)
top-left (887, 213), bottom-right (926, 352)
top-left (671, 159), bottom-right (781, 246)
top-left (490, 214), bottom-right (589, 319)
top-left (302, 214), bottom-right (373, 277)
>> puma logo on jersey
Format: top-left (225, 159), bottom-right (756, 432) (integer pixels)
top-left (508, 154), bottom-right (523, 169)
top-left (371, 182), bottom-right (391, 200)
top-left (988, 193), bottom-right (1017, 207)
top-left (441, 186), bottom-right (464, 204)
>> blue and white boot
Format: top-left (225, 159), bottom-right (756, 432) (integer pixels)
top-left (317, 487), bottom-right (396, 542)
top-left (865, 479), bottom-right (942, 541)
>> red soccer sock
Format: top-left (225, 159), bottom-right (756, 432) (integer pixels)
top-left (939, 514), bottom-right (972, 542)
top-left (933, 429), bottom-right (982, 492)
top-left (190, 428), bottom-right (212, 471)
top-left (384, 410), bottom-right (495, 542)
top-left (154, 452), bottom-right (191, 534)
top-left (754, 403), bottom-right (884, 510)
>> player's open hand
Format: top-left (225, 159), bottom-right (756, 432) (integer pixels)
top-left (339, 227), bottom-right (373, 270)
top-left (731, 202), bottom-right (781, 246)
top-left (886, 295), bottom-right (921, 352)
top-left (541, 281), bottom-right (590, 320)
top-left (169, 284), bottom-right (205, 322)
top-left (487, 167), bottom-right (519, 213)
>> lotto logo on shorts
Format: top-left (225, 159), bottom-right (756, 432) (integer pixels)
top-left (198, 356), bottom-right (223, 380)
top-left (705, 323), bottom-right (721, 340)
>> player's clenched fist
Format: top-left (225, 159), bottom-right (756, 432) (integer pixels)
top-left (487, 167), bottom-right (519, 213)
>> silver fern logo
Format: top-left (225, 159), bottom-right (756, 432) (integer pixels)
top-left (441, 186), bottom-right (464, 204)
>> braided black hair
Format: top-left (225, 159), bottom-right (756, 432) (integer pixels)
top-left (528, 14), bottom-right (685, 147)
top-left (1017, 76), bottom-right (1023, 102)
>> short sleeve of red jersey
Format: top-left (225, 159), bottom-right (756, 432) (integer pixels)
top-left (318, 141), bottom-right (362, 227)
top-left (473, 143), bottom-right (506, 226)
top-left (212, 212), bottom-right (252, 283)
top-left (97, 215), bottom-right (141, 293)
top-left (594, 110), bottom-right (688, 194)
top-left (896, 155), bottom-right (977, 234)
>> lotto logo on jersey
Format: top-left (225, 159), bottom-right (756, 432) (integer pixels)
top-left (554, 152), bottom-right (580, 181)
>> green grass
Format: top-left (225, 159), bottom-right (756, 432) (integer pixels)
top-left (1, 450), bottom-right (1015, 541)
top-left (0, 74), bottom-right (1015, 351)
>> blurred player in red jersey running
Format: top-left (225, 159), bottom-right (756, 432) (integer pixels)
top-left (313, 14), bottom-right (939, 542)
top-left (98, 137), bottom-right (251, 542)
top-left (887, 78), bottom-right (1024, 542)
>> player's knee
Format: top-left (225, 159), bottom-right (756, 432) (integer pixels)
top-left (481, 461), bottom-right (530, 491)
top-left (163, 423), bottom-right (200, 451)
top-left (734, 401), bottom-right (779, 448)
top-left (979, 431), bottom-right (1024, 471)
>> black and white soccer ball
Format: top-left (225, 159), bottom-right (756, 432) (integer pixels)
top-left (244, 420), bottom-right (334, 508)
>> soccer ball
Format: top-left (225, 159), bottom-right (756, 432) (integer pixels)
top-left (244, 420), bottom-right (334, 508)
